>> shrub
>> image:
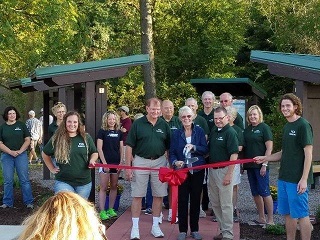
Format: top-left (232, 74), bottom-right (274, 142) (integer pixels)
top-left (265, 224), bottom-right (286, 235)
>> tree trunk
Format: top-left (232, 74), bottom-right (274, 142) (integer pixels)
top-left (140, 0), bottom-right (156, 100)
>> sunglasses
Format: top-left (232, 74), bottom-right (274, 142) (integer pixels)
top-left (181, 115), bottom-right (192, 119)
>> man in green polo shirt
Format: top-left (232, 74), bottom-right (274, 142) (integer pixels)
top-left (255, 93), bottom-right (313, 240)
top-left (219, 92), bottom-right (244, 130)
top-left (208, 106), bottom-right (239, 240)
top-left (185, 97), bottom-right (210, 137)
top-left (125, 98), bottom-right (171, 240)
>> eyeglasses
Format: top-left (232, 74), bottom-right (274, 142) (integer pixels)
top-left (214, 115), bottom-right (227, 121)
top-left (220, 100), bottom-right (230, 103)
top-left (181, 115), bottom-right (192, 119)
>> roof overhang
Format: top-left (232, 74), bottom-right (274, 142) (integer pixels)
top-left (250, 50), bottom-right (320, 84)
top-left (9, 54), bottom-right (150, 92)
top-left (190, 78), bottom-right (267, 99)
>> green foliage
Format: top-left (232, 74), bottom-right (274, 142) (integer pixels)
top-left (154, 0), bottom-right (251, 82)
top-left (264, 97), bottom-right (287, 152)
top-left (265, 224), bottom-right (286, 235)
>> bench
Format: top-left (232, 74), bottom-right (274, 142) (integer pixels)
top-left (311, 165), bottom-right (320, 189)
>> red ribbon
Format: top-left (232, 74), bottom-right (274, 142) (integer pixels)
top-left (158, 167), bottom-right (188, 224)
top-left (89, 159), bottom-right (255, 224)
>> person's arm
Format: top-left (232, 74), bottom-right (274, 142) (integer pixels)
top-left (125, 146), bottom-right (133, 180)
top-left (260, 140), bottom-right (273, 175)
top-left (223, 153), bottom-right (238, 186)
top-left (254, 150), bottom-right (282, 163)
top-left (0, 141), bottom-right (16, 157)
top-left (42, 151), bottom-right (60, 174)
top-left (97, 139), bottom-right (107, 164)
top-left (19, 136), bottom-right (31, 153)
top-left (88, 152), bottom-right (99, 166)
top-left (297, 145), bottom-right (313, 194)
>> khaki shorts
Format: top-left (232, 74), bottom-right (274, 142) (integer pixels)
top-left (131, 155), bottom-right (168, 197)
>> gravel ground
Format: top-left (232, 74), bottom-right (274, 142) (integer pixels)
top-left (32, 162), bottom-right (320, 224)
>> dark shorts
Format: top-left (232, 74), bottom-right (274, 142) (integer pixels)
top-left (247, 168), bottom-right (271, 197)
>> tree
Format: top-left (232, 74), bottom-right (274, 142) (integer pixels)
top-left (140, 0), bottom-right (156, 99)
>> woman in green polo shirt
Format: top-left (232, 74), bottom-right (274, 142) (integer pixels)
top-left (0, 106), bottom-right (34, 209)
top-left (42, 111), bottom-right (98, 199)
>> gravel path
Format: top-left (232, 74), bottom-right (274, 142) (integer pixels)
top-left (32, 163), bottom-right (320, 224)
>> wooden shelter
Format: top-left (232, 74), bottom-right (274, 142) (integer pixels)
top-left (9, 54), bottom-right (150, 201)
top-left (250, 50), bottom-right (320, 161)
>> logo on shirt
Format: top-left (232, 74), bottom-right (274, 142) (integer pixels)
top-left (171, 126), bottom-right (178, 130)
top-left (78, 142), bottom-right (86, 148)
top-left (108, 133), bottom-right (119, 138)
top-left (156, 129), bottom-right (164, 134)
top-left (216, 136), bottom-right (224, 141)
top-left (289, 130), bottom-right (296, 136)
top-left (253, 130), bottom-right (261, 134)
top-left (209, 119), bottom-right (214, 122)
top-left (14, 127), bottom-right (22, 131)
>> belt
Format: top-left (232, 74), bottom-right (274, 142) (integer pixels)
top-left (212, 166), bottom-right (226, 169)
top-left (138, 155), bottom-right (161, 160)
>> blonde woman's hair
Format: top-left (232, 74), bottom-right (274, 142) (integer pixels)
top-left (101, 111), bottom-right (120, 130)
top-left (246, 105), bottom-right (264, 124)
top-left (52, 111), bottom-right (86, 164)
top-left (19, 192), bottom-right (107, 240)
top-left (225, 106), bottom-right (238, 120)
top-left (51, 102), bottom-right (67, 116)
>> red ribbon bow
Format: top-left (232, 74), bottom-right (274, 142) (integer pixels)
top-left (159, 167), bottom-right (188, 224)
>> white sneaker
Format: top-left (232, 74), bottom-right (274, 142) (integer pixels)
top-left (199, 208), bottom-right (206, 218)
top-left (159, 212), bottom-right (163, 224)
top-left (130, 227), bottom-right (140, 240)
top-left (151, 225), bottom-right (164, 238)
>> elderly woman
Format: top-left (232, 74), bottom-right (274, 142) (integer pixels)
top-left (169, 106), bottom-right (208, 240)
top-left (243, 105), bottom-right (274, 225)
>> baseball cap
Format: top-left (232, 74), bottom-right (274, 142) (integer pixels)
top-left (118, 106), bottom-right (129, 113)
top-left (28, 110), bottom-right (35, 116)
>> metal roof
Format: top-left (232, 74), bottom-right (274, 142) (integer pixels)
top-left (250, 50), bottom-right (320, 84)
top-left (9, 54), bottom-right (150, 92)
top-left (190, 78), bottom-right (267, 99)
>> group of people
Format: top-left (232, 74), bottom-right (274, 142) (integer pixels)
top-left (122, 92), bottom-right (313, 240)
top-left (0, 91), bottom-right (313, 240)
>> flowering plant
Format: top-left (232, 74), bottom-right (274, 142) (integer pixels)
top-left (96, 184), bottom-right (124, 195)
top-left (270, 185), bottom-right (277, 201)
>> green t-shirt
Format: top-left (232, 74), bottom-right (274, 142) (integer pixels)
top-left (0, 121), bottom-right (30, 151)
top-left (243, 122), bottom-right (273, 169)
top-left (194, 114), bottom-right (210, 136)
top-left (198, 109), bottom-right (215, 132)
top-left (279, 117), bottom-right (313, 184)
top-left (161, 115), bottom-right (181, 132)
top-left (234, 112), bottom-right (244, 130)
top-left (43, 134), bottom-right (97, 187)
top-left (208, 124), bottom-right (239, 163)
top-left (232, 124), bottom-right (244, 147)
top-left (48, 121), bottom-right (58, 138)
top-left (126, 116), bottom-right (171, 158)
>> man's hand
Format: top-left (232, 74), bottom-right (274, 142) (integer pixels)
top-left (297, 179), bottom-right (308, 194)
top-left (223, 173), bottom-right (232, 186)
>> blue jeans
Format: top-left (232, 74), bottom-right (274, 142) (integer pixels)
top-left (54, 180), bottom-right (92, 199)
top-left (1, 152), bottom-right (34, 207)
